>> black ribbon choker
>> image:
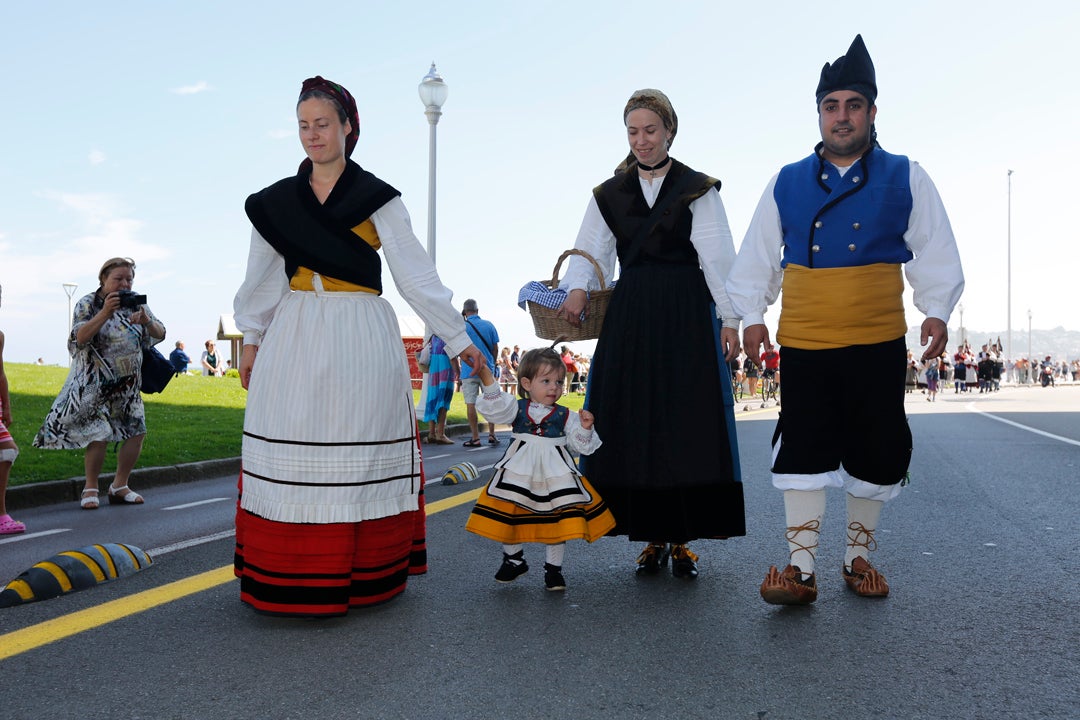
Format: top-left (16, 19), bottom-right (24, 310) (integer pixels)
top-left (637, 156), bottom-right (671, 172)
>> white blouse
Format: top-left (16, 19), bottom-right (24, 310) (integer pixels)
top-left (233, 196), bottom-right (472, 357)
top-left (477, 384), bottom-right (601, 456)
top-left (558, 174), bottom-right (741, 329)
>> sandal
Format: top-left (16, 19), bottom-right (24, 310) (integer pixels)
top-left (0, 514), bottom-right (26, 535)
top-left (107, 484), bottom-right (144, 505)
top-left (81, 488), bottom-right (100, 510)
top-left (462, 439), bottom-right (481, 448)
top-left (488, 436), bottom-right (500, 445)
top-left (434, 436), bottom-right (454, 445)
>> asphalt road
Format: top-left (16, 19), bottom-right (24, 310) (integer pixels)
top-left (1, 386), bottom-right (1077, 720)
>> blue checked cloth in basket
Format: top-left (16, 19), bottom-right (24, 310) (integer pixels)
top-left (517, 281), bottom-right (616, 318)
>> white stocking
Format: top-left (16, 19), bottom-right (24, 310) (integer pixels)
top-left (545, 543), bottom-right (565, 567)
top-left (845, 494), bottom-right (884, 570)
top-left (783, 489), bottom-right (826, 578)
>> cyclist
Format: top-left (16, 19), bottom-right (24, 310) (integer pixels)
top-left (760, 345), bottom-right (781, 388)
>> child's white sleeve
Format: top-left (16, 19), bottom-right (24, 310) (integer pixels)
top-left (565, 411), bottom-right (602, 456)
top-left (475, 384), bottom-right (519, 425)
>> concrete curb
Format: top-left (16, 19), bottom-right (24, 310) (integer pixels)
top-left (9, 457), bottom-right (241, 511)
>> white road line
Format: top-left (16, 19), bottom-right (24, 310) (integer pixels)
top-left (0, 528), bottom-right (71, 545)
top-left (147, 529), bottom-right (236, 557)
top-left (968, 403), bottom-right (1080, 447)
top-left (162, 498), bottom-right (231, 511)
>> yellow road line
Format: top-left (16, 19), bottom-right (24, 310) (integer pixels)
top-left (425, 487), bottom-right (482, 513)
top-left (0, 566), bottom-right (234, 661)
top-left (0, 486), bottom-right (480, 661)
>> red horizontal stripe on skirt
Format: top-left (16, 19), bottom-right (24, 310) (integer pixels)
top-left (234, 494), bottom-right (427, 617)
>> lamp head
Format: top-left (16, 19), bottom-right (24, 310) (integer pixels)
top-left (418, 62), bottom-right (449, 109)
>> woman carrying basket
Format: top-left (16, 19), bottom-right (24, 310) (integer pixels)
top-left (557, 89), bottom-right (745, 579)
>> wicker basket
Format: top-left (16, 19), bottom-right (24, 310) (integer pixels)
top-left (527, 249), bottom-right (611, 341)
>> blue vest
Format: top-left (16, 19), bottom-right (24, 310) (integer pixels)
top-left (774, 145), bottom-right (913, 269)
top-left (511, 399), bottom-right (569, 438)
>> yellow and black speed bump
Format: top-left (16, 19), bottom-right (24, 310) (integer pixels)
top-left (0, 543), bottom-right (153, 608)
top-left (442, 461), bottom-right (480, 485)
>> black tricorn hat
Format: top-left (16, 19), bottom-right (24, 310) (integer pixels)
top-left (816, 34), bottom-right (877, 106)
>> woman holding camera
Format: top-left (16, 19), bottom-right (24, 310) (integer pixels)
top-left (34, 257), bottom-right (166, 508)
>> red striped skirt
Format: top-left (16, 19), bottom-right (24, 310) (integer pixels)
top-left (234, 494), bottom-right (428, 617)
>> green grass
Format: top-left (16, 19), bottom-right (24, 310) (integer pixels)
top-left (3, 363), bottom-right (584, 486)
top-left (4, 363), bottom-right (248, 486)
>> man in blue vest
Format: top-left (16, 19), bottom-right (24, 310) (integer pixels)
top-left (728, 35), bottom-right (964, 605)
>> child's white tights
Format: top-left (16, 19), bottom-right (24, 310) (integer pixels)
top-left (502, 543), bottom-right (566, 567)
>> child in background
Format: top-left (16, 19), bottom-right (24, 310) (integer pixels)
top-left (465, 347), bottom-right (614, 591)
top-left (0, 286), bottom-right (27, 535)
top-left (925, 357), bottom-right (940, 402)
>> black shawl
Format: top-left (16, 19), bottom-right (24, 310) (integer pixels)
top-left (245, 160), bottom-right (400, 292)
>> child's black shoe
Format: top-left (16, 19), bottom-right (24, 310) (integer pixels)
top-left (543, 563), bottom-right (566, 592)
top-left (495, 551), bottom-right (528, 583)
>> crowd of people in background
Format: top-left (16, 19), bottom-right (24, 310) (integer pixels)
top-left (725, 338), bottom-right (1079, 402)
top-left (925, 340), bottom-right (1077, 393)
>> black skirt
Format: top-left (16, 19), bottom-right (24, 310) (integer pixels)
top-left (581, 263), bottom-right (745, 542)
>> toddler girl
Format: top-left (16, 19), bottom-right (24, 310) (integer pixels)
top-left (465, 348), bottom-right (614, 591)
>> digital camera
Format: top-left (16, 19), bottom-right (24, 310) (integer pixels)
top-left (118, 290), bottom-right (147, 309)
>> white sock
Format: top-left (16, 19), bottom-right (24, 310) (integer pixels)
top-left (845, 494), bottom-right (884, 570)
top-left (502, 544), bottom-right (524, 563)
top-left (545, 543), bottom-right (565, 567)
top-left (783, 489), bottom-right (826, 578)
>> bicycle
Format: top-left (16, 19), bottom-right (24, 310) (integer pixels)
top-left (731, 374), bottom-right (744, 401)
top-left (760, 369), bottom-right (779, 406)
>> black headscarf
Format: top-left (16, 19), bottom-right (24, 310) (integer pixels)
top-left (297, 76), bottom-right (360, 174)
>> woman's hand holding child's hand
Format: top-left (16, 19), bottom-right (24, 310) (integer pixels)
top-left (579, 410), bottom-right (594, 430)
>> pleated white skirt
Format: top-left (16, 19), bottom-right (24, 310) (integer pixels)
top-left (240, 281), bottom-right (421, 524)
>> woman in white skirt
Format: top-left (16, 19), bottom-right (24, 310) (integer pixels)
top-left (233, 75), bottom-right (482, 617)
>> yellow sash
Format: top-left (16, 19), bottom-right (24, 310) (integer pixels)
top-left (777, 263), bottom-right (906, 350)
top-left (289, 219), bottom-right (381, 293)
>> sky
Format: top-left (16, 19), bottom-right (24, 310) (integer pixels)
top-left (2, 0), bottom-right (1078, 365)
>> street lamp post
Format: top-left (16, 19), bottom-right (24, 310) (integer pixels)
top-left (1007, 169), bottom-right (1013, 362)
top-left (1027, 309), bottom-right (1032, 383)
top-left (418, 62), bottom-right (448, 266)
top-left (958, 302), bottom-right (965, 347)
top-left (62, 282), bottom-right (78, 365)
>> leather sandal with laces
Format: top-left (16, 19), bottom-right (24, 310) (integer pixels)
top-left (759, 519), bottom-right (821, 604)
top-left (843, 522), bottom-right (888, 597)
top-left (80, 488), bottom-right (100, 510)
top-left (107, 484), bottom-right (144, 505)
top-left (760, 564), bottom-right (818, 605)
top-left (843, 556), bottom-right (889, 598)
